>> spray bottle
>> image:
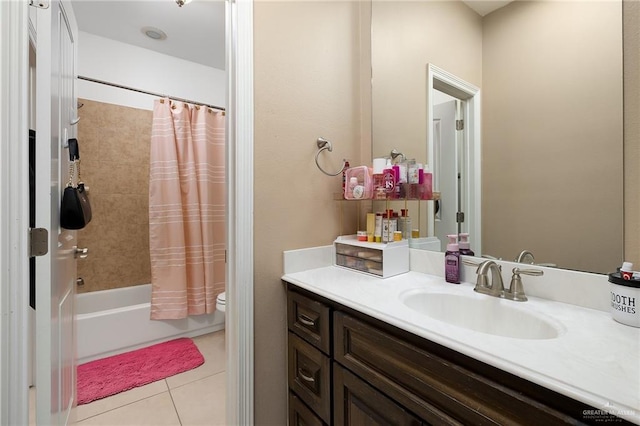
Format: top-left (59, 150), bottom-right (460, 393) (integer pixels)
top-left (445, 234), bottom-right (460, 284)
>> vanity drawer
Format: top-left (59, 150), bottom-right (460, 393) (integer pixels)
top-left (289, 391), bottom-right (327, 426)
top-left (288, 290), bottom-right (331, 355)
top-left (288, 332), bottom-right (331, 424)
top-left (333, 312), bottom-right (577, 425)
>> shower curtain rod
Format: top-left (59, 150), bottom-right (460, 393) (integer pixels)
top-left (77, 75), bottom-right (226, 112)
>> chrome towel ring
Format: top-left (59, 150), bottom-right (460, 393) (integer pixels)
top-left (315, 137), bottom-right (348, 176)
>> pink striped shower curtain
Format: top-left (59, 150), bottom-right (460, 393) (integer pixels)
top-left (149, 99), bottom-right (225, 320)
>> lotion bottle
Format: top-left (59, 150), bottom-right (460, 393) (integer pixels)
top-left (445, 234), bottom-right (460, 284)
top-left (458, 233), bottom-right (475, 256)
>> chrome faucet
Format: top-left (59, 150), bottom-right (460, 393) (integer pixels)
top-left (504, 267), bottom-right (544, 301)
top-left (515, 250), bottom-right (535, 264)
top-left (473, 260), bottom-right (504, 298)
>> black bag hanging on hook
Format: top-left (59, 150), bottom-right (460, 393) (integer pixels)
top-left (60, 138), bottom-right (92, 230)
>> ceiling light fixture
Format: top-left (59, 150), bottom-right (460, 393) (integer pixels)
top-left (141, 26), bottom-right (167, 41)
top-left (175, 0), bottom-right (192, 7)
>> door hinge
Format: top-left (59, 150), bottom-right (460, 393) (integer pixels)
top-left (29, 228), bottom-right (49, 257)
top-left (224, 249), bottom-right (227, 264)
top-left (456, 119), bottom-right (464, 131)
top-left (456, 212), bottom-right (465, 224)
top-left (29, 0), bottom-right (49, 9)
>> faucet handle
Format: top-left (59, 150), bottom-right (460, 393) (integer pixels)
top-left (505, 267), bottom-right (543, 302)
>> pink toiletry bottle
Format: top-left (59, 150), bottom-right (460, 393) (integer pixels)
top-left (458, 233), bottom-right (475, 256)
top-left (445, 234), bottom-right (461, 284)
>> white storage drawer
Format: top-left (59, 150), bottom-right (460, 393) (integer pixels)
top-left (334, 235), bottom-right (409, 278)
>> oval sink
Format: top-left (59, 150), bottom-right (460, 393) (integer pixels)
top-left (401, 291), bottom-right (562, 340)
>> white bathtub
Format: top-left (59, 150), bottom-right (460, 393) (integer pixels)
top-left (75, 284), bottom-right (224, 364)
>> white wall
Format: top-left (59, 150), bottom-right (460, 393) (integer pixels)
top-left (77, 31), bottom-right (225, 110)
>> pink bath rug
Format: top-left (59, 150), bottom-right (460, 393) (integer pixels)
top-left (77, 337), bottom-right (204, 405)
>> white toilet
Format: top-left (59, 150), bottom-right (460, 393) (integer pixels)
top-left (216, 292), bottom-right (226, 313)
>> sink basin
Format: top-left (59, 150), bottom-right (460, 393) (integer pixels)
top-left (401, 291), bottom-right (562, 340)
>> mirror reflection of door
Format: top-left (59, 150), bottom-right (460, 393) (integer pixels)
top-left (433, 93), bottom-right (466, 248)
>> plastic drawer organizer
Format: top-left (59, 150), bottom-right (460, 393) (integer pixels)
top-left (334, 235), bottom-right (409, 278)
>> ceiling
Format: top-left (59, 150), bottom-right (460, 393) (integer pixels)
top-left (71, 0), bottom-right (226, 70)
top-left (71, 0), bottom-right (510, 72)
top-left (462, 0), bottom-right (513, 16)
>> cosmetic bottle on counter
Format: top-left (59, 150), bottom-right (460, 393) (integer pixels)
top-left (398, 209), bottom-right (412, 239)
top-left (381, 211), bottom-right (397, 242)
top-left (458, 233), bottom-right (474, 256)
top-left (445, 234), bottom-right (460, 284)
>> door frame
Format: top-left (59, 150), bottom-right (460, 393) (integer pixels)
top-left (1, 0), bottom-right (255, 424)
top-left (0, 1), bottom-right (31, 425)
top-left (426, 63), bottom-right (481, 255)
top-left (226, 0), bottom-right (254, 424)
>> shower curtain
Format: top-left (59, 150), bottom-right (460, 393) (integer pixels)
top-left (149, 99), bottom-right (225, 320)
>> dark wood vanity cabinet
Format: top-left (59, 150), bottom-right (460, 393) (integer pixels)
top-left (286, 284), bottom-right (632, 426)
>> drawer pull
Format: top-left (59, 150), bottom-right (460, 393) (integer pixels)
top-left (298, 314), bottom-right (316, 327)
top-left (298, 368), bottom-right (316, 384)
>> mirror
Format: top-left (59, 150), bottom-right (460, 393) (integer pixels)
top-left (371, 0), bottom-right (625, 274)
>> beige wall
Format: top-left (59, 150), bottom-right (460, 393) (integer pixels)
top-left (624, 0), bottom-right (640, 267)
top-left (76, 99), bottom-right (152, 293)
top-left (251, 1), bottom-right (637, 422)
top-left (371, 1), bottom-right (482, 162)
top-left (253, 2), bottom-right (368, 423)
top-left (482, 1), bottom-right (623, 273)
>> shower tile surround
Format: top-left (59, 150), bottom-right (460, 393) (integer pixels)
top-left (283, 246), bottom-right (640, 423)
top-left (76, 99), bottom-right (152, 293)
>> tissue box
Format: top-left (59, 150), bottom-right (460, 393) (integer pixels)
top-left (334, 235), bottom-right (409, 278)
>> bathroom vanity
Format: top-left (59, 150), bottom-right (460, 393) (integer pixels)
top-left (283, 248), bottom-right (640, 425)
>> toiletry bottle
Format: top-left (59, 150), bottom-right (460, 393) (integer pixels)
top-left (458, 233), bottom-right (474, 256)
top-left (341, 160), bottom-right (350, 198)
top-left (399, 209), bottom-right (412, 239)
top-left (392, 163), bottom-right (401, 199)
top-left (347, 176), bottom-right (358, 199)
top-left (372, 158), bottom-right (386, 199)
top-left (422, 164), bottom-right (433, 200)
top-left (381, 211), bottom-right (397, 242)
top-left (621, 262), bottom-right (634, 280)
top-left (445, 234), bottom-right (461, 284)
top-left (382, 159), bottom-right (396, 198)
top-left (375, 212), bottom-right (383, 238)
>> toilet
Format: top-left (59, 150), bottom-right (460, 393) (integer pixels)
top-left (216, 292), bottom-right (226, 313)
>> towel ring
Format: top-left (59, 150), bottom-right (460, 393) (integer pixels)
top-left (315, 137), bottom-right (347, 176)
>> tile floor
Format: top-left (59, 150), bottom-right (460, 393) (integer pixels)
top-left (31, 330), bottom-right (226, 426)
top-left (76, 331), bottom-right (226, 425)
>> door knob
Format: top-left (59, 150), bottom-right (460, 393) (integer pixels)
top-left (76, 277), bottom-right (85, 286)
top-left (74, 247), bottom-right (89, 259)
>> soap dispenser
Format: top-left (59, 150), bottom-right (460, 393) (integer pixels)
top-left (458, 233), bottom-right (475, 256)
top-left (445, 234), bottom-right (460, 284)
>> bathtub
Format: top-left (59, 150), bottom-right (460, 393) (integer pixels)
top-left (75, 284), bottom-right (225, 364)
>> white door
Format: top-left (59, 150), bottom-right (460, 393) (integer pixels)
top-left (433, 100), bottom-right (459, 244)
top-left (35, 0), bottom-right (78, 424)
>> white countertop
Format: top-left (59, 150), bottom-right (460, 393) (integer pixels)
top-left (283, 266), bottom-right (640, 424)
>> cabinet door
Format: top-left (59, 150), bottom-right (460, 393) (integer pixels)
top-left (289, 392), bottom-right (326, 426)
top-left (334, 364), bottom-right (421, 426)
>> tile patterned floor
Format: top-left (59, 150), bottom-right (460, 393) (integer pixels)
top-left (29, 330), bottom-right (228, 426)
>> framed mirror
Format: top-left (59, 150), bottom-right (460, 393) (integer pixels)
top-left (371, 0), bottom-right (626, 274)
